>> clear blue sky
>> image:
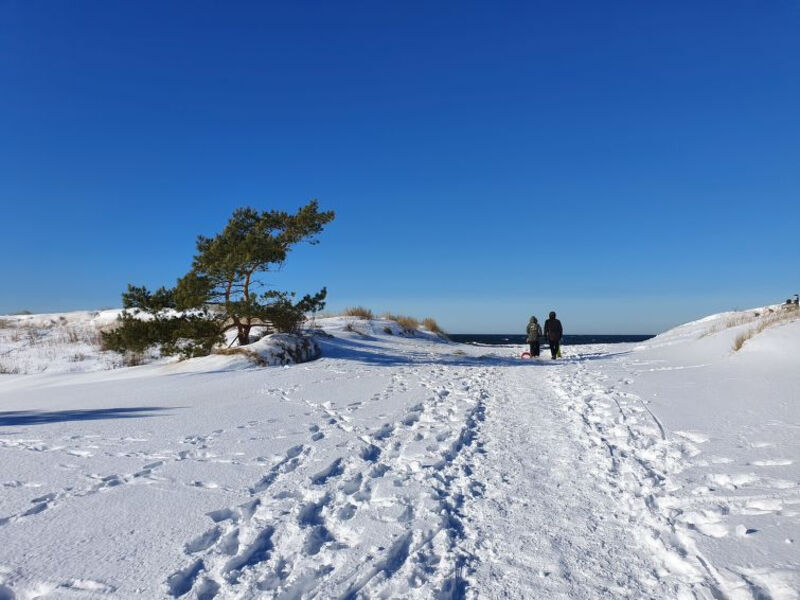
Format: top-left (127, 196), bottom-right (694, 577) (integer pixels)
top-left (2, 1), bottom-right (798, 333)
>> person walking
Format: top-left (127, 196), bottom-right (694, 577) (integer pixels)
top-left (525, 315), bottom-right (542, 358)
top-left (544, 311), bottom-right (563, 359)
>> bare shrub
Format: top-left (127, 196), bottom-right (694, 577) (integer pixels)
top-left (0, 362), bottom-right (19, 374)
top-left (25, 327), bottom-right (41, 345)
top-left (344, 321), bottom-right (371, 337)
top-left (85, 330), bottom-right (103, 347)
top-left (122, 352), bottom-right (145, 367)
top-left (344, 306), bottom-right (374, 320)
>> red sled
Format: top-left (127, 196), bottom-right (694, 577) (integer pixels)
top-left (520, 352), bottom-right (532, 359)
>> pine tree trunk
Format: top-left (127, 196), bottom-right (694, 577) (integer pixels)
top-left (237, 326), bottom-right (250, 346)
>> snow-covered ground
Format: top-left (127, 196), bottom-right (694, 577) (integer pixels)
top-left (0, 308), bottom-right (798, 599)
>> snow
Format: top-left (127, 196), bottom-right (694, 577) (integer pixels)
top-left (0, 310), bottom-right (125, 374)
top-left (0, 308), bottom-right (798, 598)
top-left (0, 311), bottom-right (321, 377)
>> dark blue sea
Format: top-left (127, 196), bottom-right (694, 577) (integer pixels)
top-left (448, 334), bottom-right (654, 346)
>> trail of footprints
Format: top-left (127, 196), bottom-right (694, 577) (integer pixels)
top-left (165, 366), bottom-right (492, 599)
top-left (0, 457), bottom-right (169, 529)
top-left (552, 361), bottom-right (800, 597)
top-left (0, 420), bottom-right (283, 530)
top-left (0, 420), bottom-right (263, 531)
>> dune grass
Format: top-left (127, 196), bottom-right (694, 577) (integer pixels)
top-left (382, 313), bottom-right (419, 332)
top-left (343, 306), bottom-right (374, 320)
top-left (732, 305), bottom-right (799, 351)
top-left (422, 317), bottom-right (444, 335)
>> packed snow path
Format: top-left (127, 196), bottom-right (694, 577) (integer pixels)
top-left (1, 315), bottom-right (798, 598)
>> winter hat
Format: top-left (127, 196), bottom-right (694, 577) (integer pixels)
top-left (549, 311), bottom-right (556, 318)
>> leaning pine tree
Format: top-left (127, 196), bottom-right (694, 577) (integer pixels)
top-left (103, 200), bottom-right (335, 357)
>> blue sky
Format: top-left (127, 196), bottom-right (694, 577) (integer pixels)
top-left (1, 1), bottom-right (798, 333)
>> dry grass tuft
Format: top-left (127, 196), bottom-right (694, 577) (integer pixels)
top-left (382, 313), bottom-right (446, 336)
top-left (121, 352), bottom-right (145, 367)
top-left (732, 332), bottom-right (747, 351)
top-left (732, 305), bottom-right (799, 351)
top-left (344, 306), bottom-right (374, 320)
top-left (392, 315), bottom-right (419, 332)
top-left (422, 317), bottom-right (444, 335)
top-left (700, 312), bottom-right (761, 338)
top-left (215, 346), bottom-right (269, 366)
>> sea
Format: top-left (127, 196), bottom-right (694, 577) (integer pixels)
top-left (448, 334), bottom-right (654, 346)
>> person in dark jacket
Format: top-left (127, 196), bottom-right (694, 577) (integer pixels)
top-left (544, 311), bottom-right (563, 359)
top-left (525, 316), bottom-right (542, 358)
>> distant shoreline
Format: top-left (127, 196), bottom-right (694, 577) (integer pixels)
top-left (448, 334), bottom-right (655, 345)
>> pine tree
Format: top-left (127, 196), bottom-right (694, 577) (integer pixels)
top-left (103, 200), bottom-right (335, 357)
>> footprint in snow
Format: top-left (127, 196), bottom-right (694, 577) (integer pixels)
top-left (166, 559), bottom-right (204, 597)
top-left (749, 459), bottom-right (793, 467)
top-left (674, 430), bottom-right (710, 444)
top-left (735, 525), bottom-right (759, 537)
top-left (310, 459), bottom-right (344, 485)
top-left (67, 450), bottom-right (93, 458)
top-left (189, 481), bottom-right (220, 489)
top-left (59, 579), bottom-right (116, 594)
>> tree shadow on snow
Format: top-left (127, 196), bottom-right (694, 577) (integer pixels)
top-left (0, 406), bottom-right (171, 427)
top-left (317, 336), bottom-right (553, 368)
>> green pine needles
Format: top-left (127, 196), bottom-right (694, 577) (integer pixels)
top-left (102, 200), bottom-right (335, 358)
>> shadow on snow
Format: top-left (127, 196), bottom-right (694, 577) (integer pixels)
top-left (0, 406), bottom-right (171, 427)
top-left (317, 335), bottom-right (633, 368)
top-left (319, 336), bottom-right (561, 368)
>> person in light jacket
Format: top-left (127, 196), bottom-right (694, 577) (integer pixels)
top-left (525, 316), bottom-right (542, 358)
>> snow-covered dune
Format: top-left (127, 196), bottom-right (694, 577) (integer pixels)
top-left (0, 307), bottom-right (797, 598)
top-left (599, 304), bottom-right (800, 598)
top-left (0, 310), bottom-right (124, 374)
top-left (0, 310), bottom-right (327, 377)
